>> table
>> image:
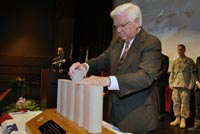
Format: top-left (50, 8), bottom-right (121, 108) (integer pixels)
top-left (26, 109), bottom-right (116, 134)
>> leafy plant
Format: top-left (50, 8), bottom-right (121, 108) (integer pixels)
top-left (2, 97), bottom-right (40, 114)
top-left (10, 76), bottom-right (30, 96)
top-left (1, 77), bottom-right (41, 114)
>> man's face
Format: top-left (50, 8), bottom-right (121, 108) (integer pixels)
top-left (177, 46), bottom-right (185, 57)
top-left (113, 11), bottom-right (139, 42)
top-left (57, 48), bottom-right (64, 57)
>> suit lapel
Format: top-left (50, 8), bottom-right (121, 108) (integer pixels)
top-left (117, 28), bottom-right (146, 73)
top-left (110, 28), bottom-right (146, 74)
top-left (117, 41), bottom-right (139, 73)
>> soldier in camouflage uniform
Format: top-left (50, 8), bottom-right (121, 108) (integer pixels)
top-left (169, 44), bottom-right (196, 128)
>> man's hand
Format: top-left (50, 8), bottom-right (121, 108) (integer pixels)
top-left (59, 69), bottom-right (63, 73)
top-left (79, 75), bottom-right (110, 87)
top-left (68, 62), bottom-right (87, 79)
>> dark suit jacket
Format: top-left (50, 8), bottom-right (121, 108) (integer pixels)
top-left (87, 28), bottom-right (161, 133)
top-left (195, 56), bottom-right (200, 119)
top-left (196, 56), bottom-right (200, 85)
top-left (51, 56), bottom-right (70, 73)
top-left (155, 54), bottom-right (169, 86)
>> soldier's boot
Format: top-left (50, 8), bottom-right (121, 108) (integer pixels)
top-left (170, 116), bottom-right (180, 126)
top-left (180, 117), bottom-right (186, 128)
top-left (188, 120), bottom-right (200, 131)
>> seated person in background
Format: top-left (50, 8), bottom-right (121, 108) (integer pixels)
top-left (51, 47), bottom-right (70, 74)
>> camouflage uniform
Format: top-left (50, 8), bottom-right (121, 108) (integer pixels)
top-left (169, 57), bottom-right (195, 118)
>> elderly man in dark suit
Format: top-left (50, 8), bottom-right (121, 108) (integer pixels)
top-left (68, 3), bottom-right (161, 134)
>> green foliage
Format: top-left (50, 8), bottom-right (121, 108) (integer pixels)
top-left (22, 99), bottom-right (41, 111)
top-left (2, 99), bottom-right (41, 114)
top-left (2, 103), bottom-right (18, 113)
top-left (1, 76), bottom-right (41, 114)
top-left (10, 77), bottom-right (30, 96)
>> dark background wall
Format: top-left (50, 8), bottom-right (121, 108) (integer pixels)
top-left (73, 0), bottom-right (113, 62)
top-left (0, 0), bottom-right (113, 91)
top-left (0, 0), bottom-right (55, 90)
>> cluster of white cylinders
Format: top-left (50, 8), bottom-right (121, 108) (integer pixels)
top-left (57, 70), bottom-right (103, 134)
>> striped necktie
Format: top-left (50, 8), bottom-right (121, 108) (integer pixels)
top-left (118, 42), bottom-right (130, 69)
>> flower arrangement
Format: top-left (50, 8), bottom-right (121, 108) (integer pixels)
top-left (2, 97), bottom-right (40, 113)
top-left (1, 76), bottom-right (41, 114)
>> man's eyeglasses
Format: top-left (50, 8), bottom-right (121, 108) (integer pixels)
top-left (113, 22), bottom-right (130, 30)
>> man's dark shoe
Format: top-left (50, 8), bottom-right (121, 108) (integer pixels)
top-left (188, 120), bottom-right (200, 131)
top-left (188, 126), bottom-right (200, 131)
top-left (159, 113), bottom-right (166, 121)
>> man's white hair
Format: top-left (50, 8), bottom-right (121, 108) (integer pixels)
top-left (110, 3), bottom-right (142, 27)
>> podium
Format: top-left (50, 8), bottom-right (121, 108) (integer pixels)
top-left (40, 69), bottom-right (67, 108)
top-left (26, 109), bottom-right (115, 134)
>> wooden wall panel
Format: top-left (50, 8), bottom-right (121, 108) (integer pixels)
top-left (0, 55), bottom-right (51, 90)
